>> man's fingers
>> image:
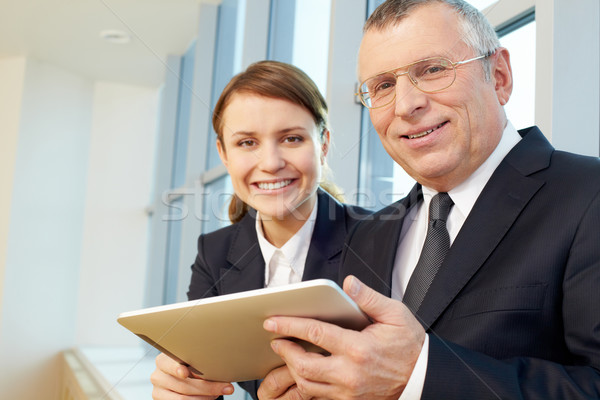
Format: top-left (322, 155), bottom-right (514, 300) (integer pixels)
top-left (343, 275), bottom-right (409, 324)
top-left (264, 316), bottom-right (356, 355)
top-left (270, 339), bottom-right (337, 385)
top-left (258, 365), bottom-right (297, 399)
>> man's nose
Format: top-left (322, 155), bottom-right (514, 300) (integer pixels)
top-left (393, 75), bottom-right (428, 119)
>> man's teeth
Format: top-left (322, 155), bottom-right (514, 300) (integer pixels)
top-left (408, 122), bottom-right (446, 139)
top-left (257, 180), bottom-right (292, 190)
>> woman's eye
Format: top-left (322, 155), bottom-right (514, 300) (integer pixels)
top-left (284, 136), bottom-right (303, 143)
top-left (238, 139), bottom-right (256, 147)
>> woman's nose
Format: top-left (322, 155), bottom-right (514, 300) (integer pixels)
top-left (257, 143), bottom-right (285, 172)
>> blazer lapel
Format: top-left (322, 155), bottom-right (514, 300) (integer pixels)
top-left (416, 127), bottom-right (553, 328)
top-left (220, 212), bottom-right (265, 294)
top-left (303, 191), bottom-right (346, 282)
top-left (361, 184), bottom-right (422, 296)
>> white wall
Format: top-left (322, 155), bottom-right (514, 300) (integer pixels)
top-left (76, 81), bottom-right (158, 346)
top-left (0, 60), bottom-right (159, 399)
top-left (0, 58), bottom-right (93, 400)
top-left (0, 57), bottom-right (26, 332)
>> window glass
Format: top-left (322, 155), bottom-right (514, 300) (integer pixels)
top-left (468, 0), bottom-right (497, 11)
top-left (202, 175), bottom-right (234, 234)
top-left (357, 0), bottom-right (399, 210)
top-left (207, 0), bottom-right (242, 170)
top-left (164, 43), bottom-right (196, 304)
top-left (500, 20), bottom-right (536, 129)
top-left (292, 0), bottom-right (331, 96)
top-left (268, 0), bottom-right (295, 63)
top-left (173, 44), bottom-right (195, 188)
top-left (164, 199), bottom-right (184, 303)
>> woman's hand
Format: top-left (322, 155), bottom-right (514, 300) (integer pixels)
top-left (151, 352), bottom-right (235, 399)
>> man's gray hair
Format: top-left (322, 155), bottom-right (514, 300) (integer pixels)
top-left (365, 0), bottom-right (500, 80)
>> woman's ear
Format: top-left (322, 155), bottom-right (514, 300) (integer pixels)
top-left (216, 139), bottom-right (228, 167)
top-left (492, 47), bottom-right (513, 106)
top-left (320, 129), bottom-right (330, 164)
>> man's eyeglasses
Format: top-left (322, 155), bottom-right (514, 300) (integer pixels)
top-left (356, 53), bottom-right (493, 109)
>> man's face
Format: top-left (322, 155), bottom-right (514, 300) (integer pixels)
top-left (358, 3), bottom-right (511, 191)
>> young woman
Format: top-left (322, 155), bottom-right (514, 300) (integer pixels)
top-left (150, 60), bottom-right (370, 400)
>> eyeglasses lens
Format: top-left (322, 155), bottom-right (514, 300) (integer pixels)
top-left (360, 58), bottom-right (456, 108)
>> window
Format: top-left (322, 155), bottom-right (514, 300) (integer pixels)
top-left (500, 20), bottom-right (536, 129)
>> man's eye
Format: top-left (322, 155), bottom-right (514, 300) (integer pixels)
top-left (425, 65), bottom-right (446, 74)
top-left (371, 79), bottom-right (395, 95)
top-left (415, 63), bottom-right (449, 79)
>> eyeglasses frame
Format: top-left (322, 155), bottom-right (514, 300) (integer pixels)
top-left (356, 51), bottom-right (494, 109)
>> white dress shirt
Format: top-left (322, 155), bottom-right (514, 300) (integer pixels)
top-left (256, 197), bottom-right (318, 288)
top-left (395, 122), bottom-right (522, 399)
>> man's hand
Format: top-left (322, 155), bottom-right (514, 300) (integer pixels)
top-left (262, 275), bottom-right (426, 400)
top-left (258, 365), bottom-right (303, 400)
top-left (150, 352), bottom-right (235, 399)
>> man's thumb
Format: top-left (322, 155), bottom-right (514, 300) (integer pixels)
top-left (343, 275), bottom-right (408, 324)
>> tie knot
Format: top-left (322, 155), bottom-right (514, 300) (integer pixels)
top-left (429, 192), bottom-right (453, 221)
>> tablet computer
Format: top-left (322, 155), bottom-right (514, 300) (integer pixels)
top-left (117, 279), bottom-right (370, 382)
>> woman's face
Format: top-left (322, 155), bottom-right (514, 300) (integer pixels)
top-left (217, 93), bottom-right (328, 222)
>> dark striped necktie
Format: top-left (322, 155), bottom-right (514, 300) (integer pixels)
top-left (403, 192), bottom-right (454, 314)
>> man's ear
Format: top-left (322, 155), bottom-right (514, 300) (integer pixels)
top-left (320, 129), bottom-right (330, 164)
top-left (216, 139), bottom-right (228, 167)
top-left (492, 47), bottom-right (513, 106)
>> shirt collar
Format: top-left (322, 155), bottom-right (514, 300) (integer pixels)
top-left (421, 121), bottom-right (522, 219)
top-left (449, 121), bottom-right (521, 217)
top-left (256, 197), bottom-right (319, 280)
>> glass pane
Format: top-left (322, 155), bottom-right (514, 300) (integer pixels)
top-left (202, 175), bottom-right (234, 234)
top-left (467, 0), bottom-right (497, 11)
top-left (292, 0), bottom-right (331, 96)
top-left (356, 0), bottom-right (398, 211)
top-left (164, 199), bottom-right (184, 303)
top-left (207, 0), bottom-right (242, 170)
top-left (500, 20), bottom-right (536, 129)
top-left (268, 0), bottom-right (296, 63)
top-left (357, 107), bottom-right (403, 210)
top-left (172, 43), bottom-right (195, 188)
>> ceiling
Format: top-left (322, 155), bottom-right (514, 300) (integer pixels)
top-left (0, 0), bottom-right (206, 87)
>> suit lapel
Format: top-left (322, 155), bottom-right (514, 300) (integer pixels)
top-left (220, 212), bottom-right (265, 294)
top-left (303, 191), bottom-right (346, 282)
top-left (362, 185), bottom-right (422, 296)
top-left (416, 127), bottom-right (553, 328)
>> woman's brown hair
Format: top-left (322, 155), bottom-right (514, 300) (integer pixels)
top-left (212, 60), bottom-right (344, 223)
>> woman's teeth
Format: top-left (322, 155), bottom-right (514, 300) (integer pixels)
top-left (257, 180), bottom-right (292, 190)
top-left (408, 122), bottom-right (446, 139)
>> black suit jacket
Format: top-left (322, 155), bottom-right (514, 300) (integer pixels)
top-left (187, 189), bottom-right (370, 399)
top-left (340, 126), bottom-right (600, 399)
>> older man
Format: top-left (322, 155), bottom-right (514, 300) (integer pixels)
top-left (261, 0), bottom-right (600, 399)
